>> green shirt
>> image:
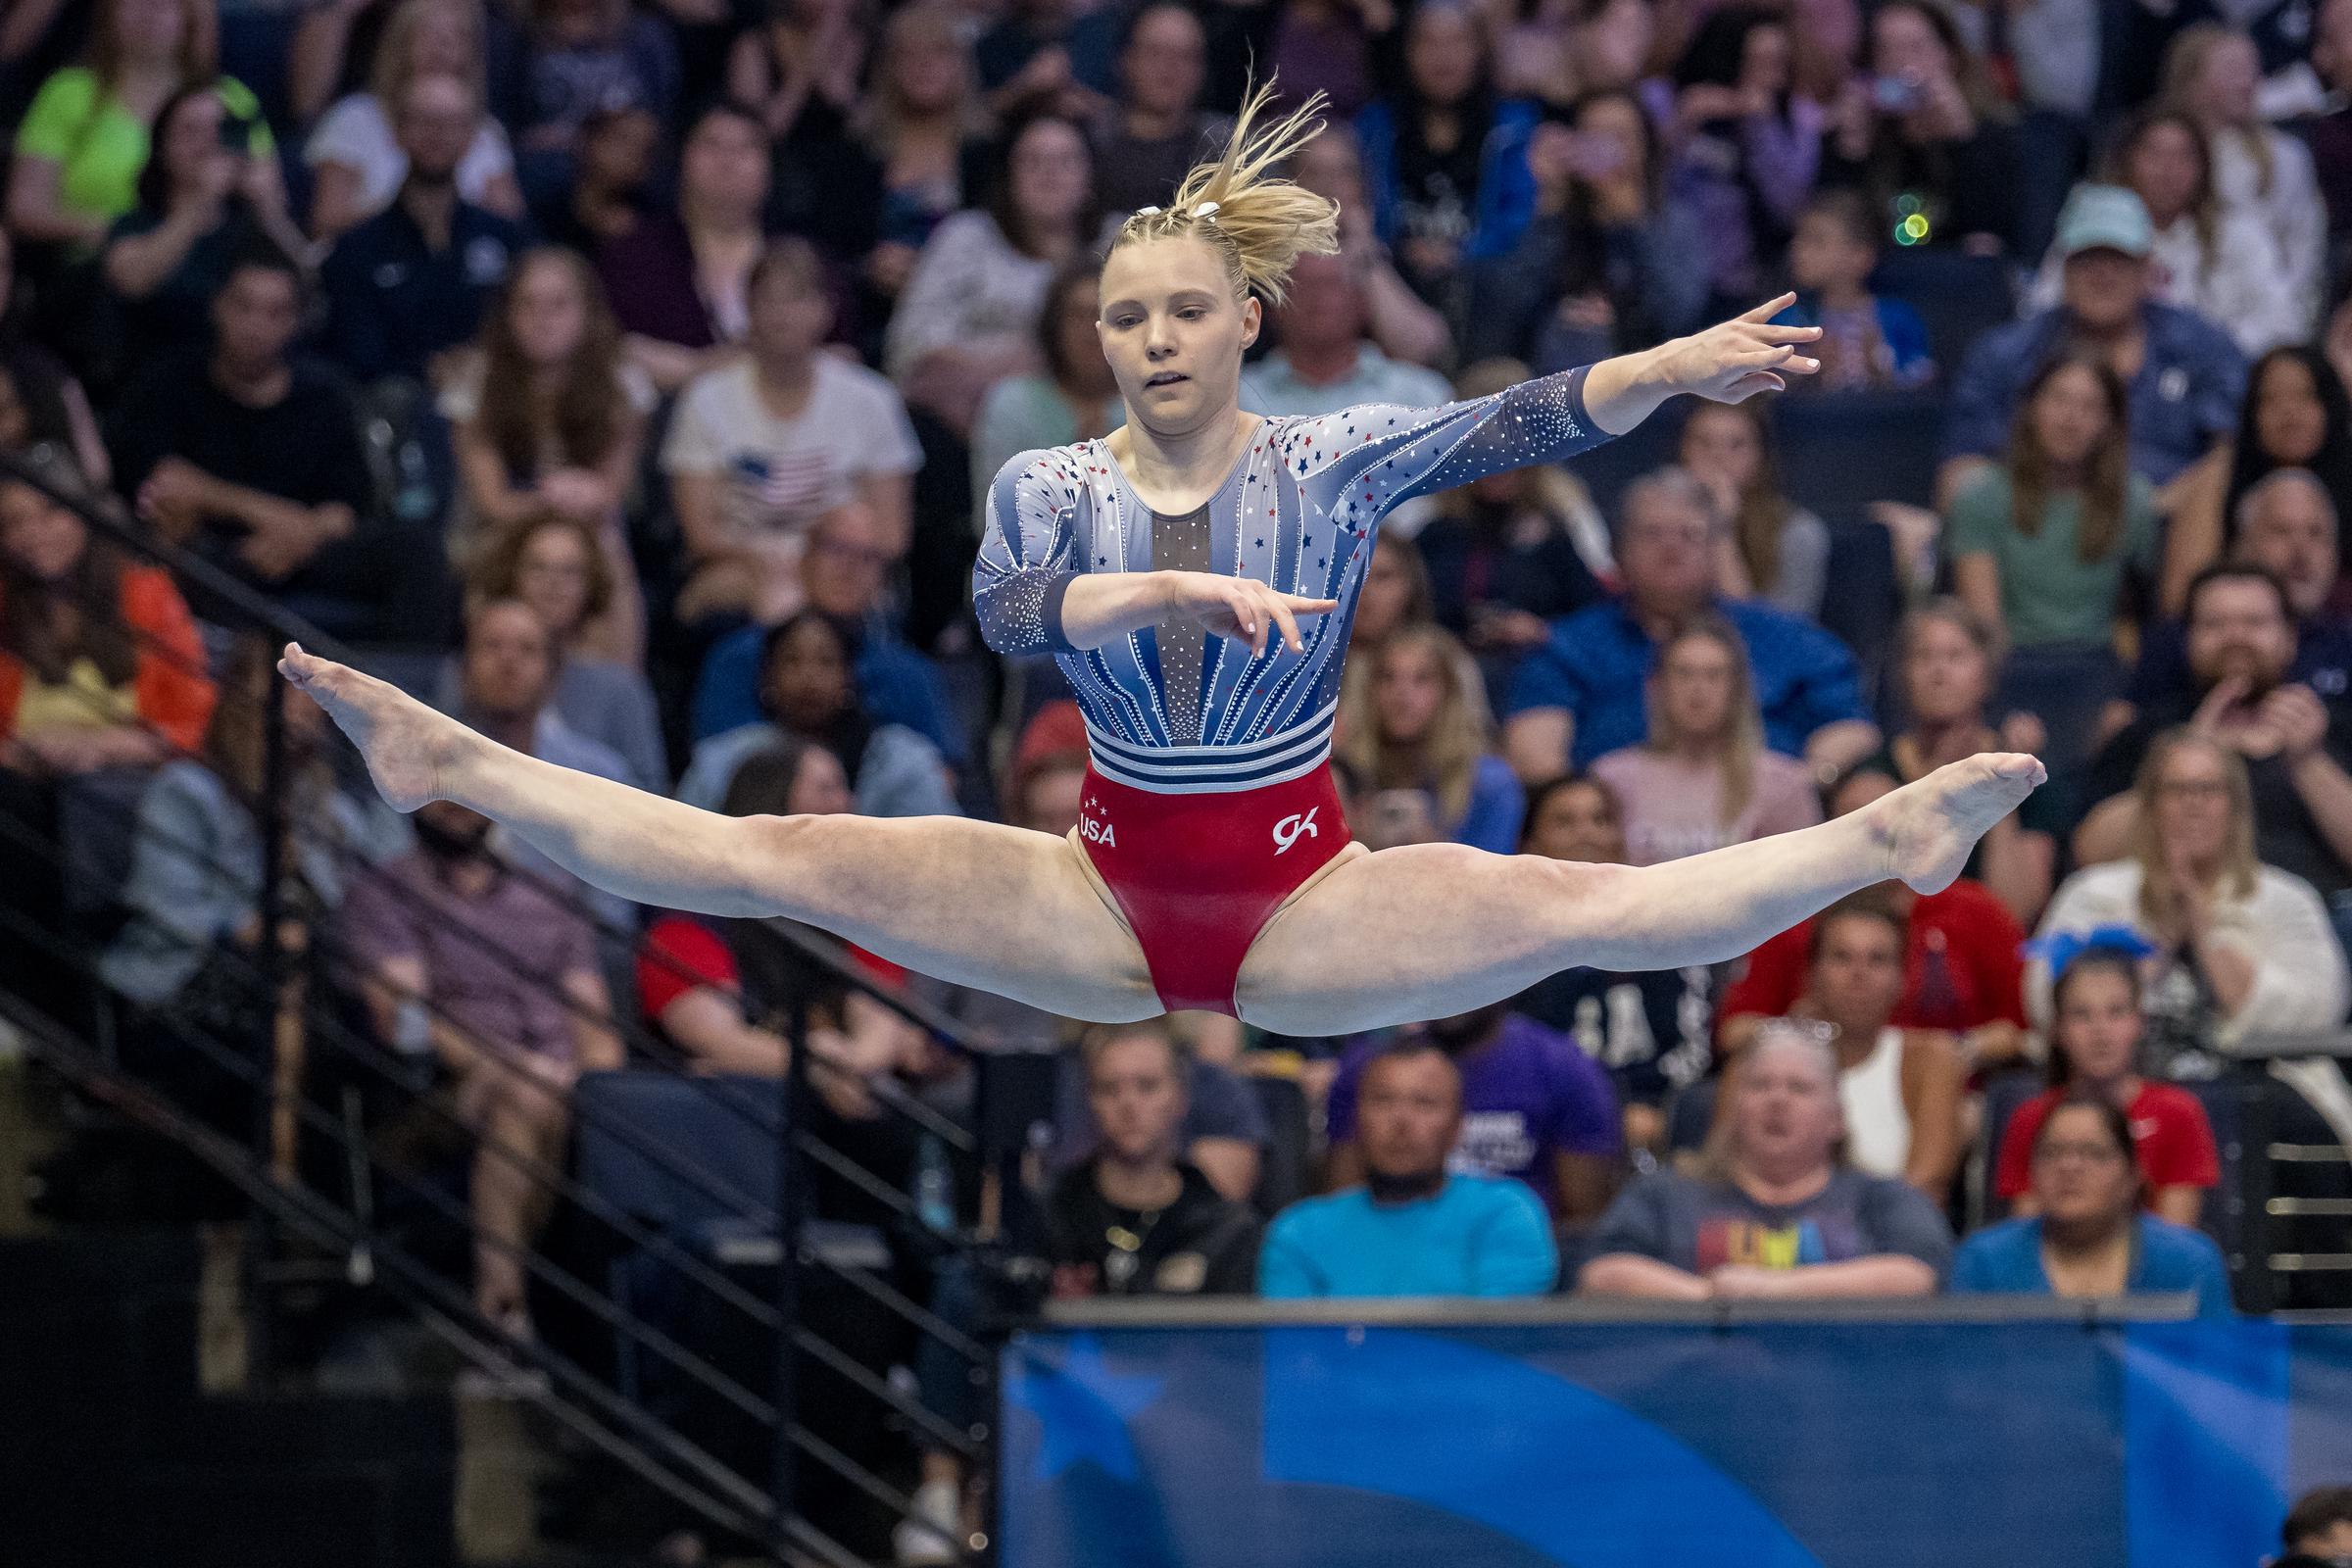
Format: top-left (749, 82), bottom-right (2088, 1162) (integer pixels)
top-left (1946, 465), bottom-right (2157, 649)
top-left (15, 70), bottom-right (273, 225)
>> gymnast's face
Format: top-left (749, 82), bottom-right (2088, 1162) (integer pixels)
top-left (1098, 236), bottom-right (1260, 441)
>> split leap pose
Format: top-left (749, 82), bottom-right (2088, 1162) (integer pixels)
top-left (283, 86), bottom-right (2041, 1035)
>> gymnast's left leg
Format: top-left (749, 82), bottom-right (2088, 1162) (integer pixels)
top-left (1232, 752), bottom-right (2043, 1036)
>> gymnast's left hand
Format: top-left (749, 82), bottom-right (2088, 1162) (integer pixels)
top-left (1160, 569), bottom-right (1339, 658)
top-left (1648, 294), bottom-right (1823, 404)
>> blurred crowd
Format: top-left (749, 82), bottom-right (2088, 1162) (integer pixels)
top-left (7, 0), bottom-right (2352, 1555)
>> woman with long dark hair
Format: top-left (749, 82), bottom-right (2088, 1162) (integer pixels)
top-left (1667, 7), bottom-right (1824, 313)
top-left (969, 256), bottom-right (1126, 523)
top-left (2162, 346), bottom-right (2352, 612)
top-left (1680, 400), bottom-right (1826, 619)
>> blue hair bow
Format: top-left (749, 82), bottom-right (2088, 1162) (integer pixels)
top-left (2020, 924), bottom-right (2160, 977)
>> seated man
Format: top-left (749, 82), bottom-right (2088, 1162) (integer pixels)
top-left (106, 251), bottom-right (391, 638)
top-left (1323, 1001), bottom-right (1622, 1227)
top-left (1579, 1025), bottom-right (1951, 1300)
top-left (2279, 1488), bottom-right (2352, 1567)
top-left (1502, 467), bottom-right (1879, 780)
top-left (345, 799), bottom-right (622, 1335)
top-left (1260, 1041), bottom-right (1558, 1298)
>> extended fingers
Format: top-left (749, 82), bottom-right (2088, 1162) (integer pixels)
top-left (1268, 598), bottom-right (1305, 653)
top-left (1734, 291), bottom-right (1798, 323)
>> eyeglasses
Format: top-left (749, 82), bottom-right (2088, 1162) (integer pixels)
top-left (2032, 1141), bottom-right (2129, 1167)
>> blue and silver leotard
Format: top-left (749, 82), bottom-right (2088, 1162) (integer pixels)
top-left (972, 364), bottom-right (1611, 793)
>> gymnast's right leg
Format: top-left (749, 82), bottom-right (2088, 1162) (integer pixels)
top-left (280, 645), bottom-right (1162, 1022)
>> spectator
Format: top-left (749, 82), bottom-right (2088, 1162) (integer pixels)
top-left (1721, 764), bottom-right (2033, 1067)
top-left (318, 72), bottom-right (529, 389)
top-left (1465, 90), bottom-right (1710, 373)
top-left (1953, 1091), bottom-right (2231, 1315)
top-left (849, 3), bottom-right (989, 316)
top-left (345, 796), bottom-right (622, 1338)
top-left (1682, 401), bottom-right (1828, 619)
top-left (2025, 110), bottom-right (2300, 357)
top-left (676, 610), bottom-right (957, 819)
top-left (1263, 0), bottom-right (1389, 123)
top-left (1347, 529), bottom-right (1434, 655)
top-left (1351, 0), bottom-right (1542, 301)
top-left (969, 256), bottom-right (1124, 527)
top-left (2280, 1488), bottom-right (2352, 1564)
top-left (9, 0), bottom-right (270, 249)
top-left (1941, 183), bottom-right (2245, 505)
top-left (1590, 613), bottom-right (1823, 864)
top-left (1947, 352), bottom-right (2157, 760)
top-left (1287, 126), bottom-right (1452, 369)
top-left (1818, 0), bottom-right (2020, 254)
top-left (2316, 0), bottom-right (2352, 249)
top-left (687, 501), bottom-right (956, 755)
top-left (886, 112), bottom-right (1100, 437)
top-left (973, 0), bottom-right (1118, 117)
top-left (2163, 347), bottom-right (2352, 614)
top-left (1502, 466), bottom-right (1878, 778)
top-left (512, 0), bottom-right (679, 192)
top-left (2160, 25), bottom-right (2323, 342)
top-left (1665, 7), bottom-right (1824, 312)
top-left (1511, 772), bottom-right (1715, 1152)
top-left (1260, 1041), bottom-right (1559, 1298)
top-left (1324, 1002), bottom-right (1622, 1225)
top-left (1866, 600), bottom-right (2059, 923)
top-left (99, 85), bottom-right (309, 368)
top-left (451, 516), bottom-right (665, 791)
top-left (529, 103), bottom-right (658, 259)
top-left (1335, 622), bottom-right (1525, 853)
top-left (2037, 729), bottom-right (2350, 1068)
top-left (664, 238), bottom-right (923, 628)
top-left (108, 253), bottom-right (388, 637)
top-left (1415, 358), bottom-right (1609, 693)
top-left (1045, 1021), bottom-right (1261, 1295)
top-left (1792, 898), bottom-right (1967, 1197)
top-left (2076, 566), bottom-right (2352, 912)
top-left (1091, 4), bottom-right (1232, 219)
top-left (598, 101), bottom-right (771, 393)
top-left (441, 247), bottom-right (650, 650)
top-left (1994, 946), bottom-right (2219, 1225)
top-left (1579, 1025), bottom-right (1951, 1298)
top-left (1772, 188), bottom-right (1934, 391)
top-left (303, 0), bottom-right (524, 242)
top-left (1239, 250), bottom-right (1454, 431)
top-left (727, 0), bottom-right (866, 149)
top-left (0, 230), bottom-right (112, 489)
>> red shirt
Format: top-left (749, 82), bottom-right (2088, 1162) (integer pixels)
top-left (1719, 878), bottom-right (2029, 1037)
top-left (635, 914), bottom-right (908, 1023)
top-left (1994, 1082), bottom-right (2221, 1202)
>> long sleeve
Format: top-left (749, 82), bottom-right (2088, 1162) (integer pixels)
top-left (2218, 870), bottom-right (2350, 1044)
top-left (1741, 101), bottom-right (1825, 229)
top-left (972, 448), bottom-right (1084, 657)
top-left (1299, 364), bottom-right (1612, 522)
top-left (884, 212), bottom-right (995, 380)
top-left (125, 568), bottom-right (217, 754)
top-left (99, 765), bottom-right (248, 1004)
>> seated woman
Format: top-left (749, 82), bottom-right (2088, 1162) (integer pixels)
top-left (448, 515), bottom-right (665, 792)
top-left (969, 256), bottom-right (1125, 530)
top-left (1335, 622), bottom-right (1524, 853)
top-left (0, 228), bottom-right (111, 489)
top-left (1346, 529), bottom-right (1435, 657)
top-left (100, 85), bottom-right (310, 368)
top-left (1510, 772), bottom-right (1715, 1154)
top-left (1789, 895), bottom-right (1967, 1199)
top-left (1664, 7), bottom-right (1823, 315)
top-left (2031, 730), bottom-right (2350, 1071)
top-left (1954, 1090), bottom-right (2233, 1315)
top-left (1865, 600), bottom-right (2058, 925)
top-left (442, 247), bottom-right (652, 663)
top-left (1579, 1022), bottom-right (1953, 1299)
top-left (1681, 400), bottom-right (1827, 620)
top-left (1590, 614), bottom-right (1821, 865)
top-left (1995, 944), bottom-right (2219, 1227)
top-left (675, 611), bottom-right (957, 820)
top-left (1947, 352), bottom-right (2157, 766)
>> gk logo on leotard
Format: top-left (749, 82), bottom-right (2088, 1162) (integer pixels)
top-left (1272, 808), bottom-right (1319, 856)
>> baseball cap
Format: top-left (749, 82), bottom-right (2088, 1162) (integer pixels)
top-left (2055, 184), bottom-right (2154, 260)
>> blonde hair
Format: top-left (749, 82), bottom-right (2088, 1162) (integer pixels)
top-left (1644, 613), bottom-right (1765, 827)
top-left (2131, 728), bottom-right (2259, 927)
top-left (1336, 622), bottom-right (1494, 828)
top-left (369, 0), bottom-right (489, 113)
top-left (2161, 24), bottom-right (2271, 194)
top-left (1109, 79), bottom-right (1341, 305)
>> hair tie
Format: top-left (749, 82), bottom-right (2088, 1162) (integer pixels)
top-left (1136, 205), bottom-right (1162, 216)
top-left (1193, 201), bottom-right (1220, 220)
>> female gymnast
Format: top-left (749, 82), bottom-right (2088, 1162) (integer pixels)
top-left (281, 84), bottom-right (2043, 1036)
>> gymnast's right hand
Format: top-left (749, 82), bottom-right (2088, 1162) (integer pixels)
top-left (1159, 570), bottom-right (1338, 658)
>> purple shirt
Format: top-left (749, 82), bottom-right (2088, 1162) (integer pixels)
top-left (340, 851), bottom-right (599, 1063)
top-left (1328, 1014), bottom-right (1622, 1214)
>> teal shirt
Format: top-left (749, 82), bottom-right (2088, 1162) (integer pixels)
top-left (1946, 466), bottom-right (2158, 649)
top-left (1259, 1174), bottom-right (1559, 1298)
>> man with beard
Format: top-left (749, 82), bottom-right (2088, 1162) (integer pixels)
top-left (1322, 1001), bottom-right (1621, 1226)
top-left (1260, 1041), bottom-right (1559, 1298)
top-left (2076, 564), bottom-right (2352, 907)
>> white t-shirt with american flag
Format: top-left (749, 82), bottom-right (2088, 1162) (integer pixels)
top-left (661, 354), bottom-right (922, 547)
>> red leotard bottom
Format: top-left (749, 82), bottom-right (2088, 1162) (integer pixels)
top-left (1075, 763), bottom-right (1349, 1015)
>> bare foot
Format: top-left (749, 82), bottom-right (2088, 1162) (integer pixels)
top-left (1868, 752), bottom-right (2047, 894)
top-left (277, 643), bottom-right (468, 812)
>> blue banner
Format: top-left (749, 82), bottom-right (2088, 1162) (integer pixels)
top-left (1000, 1318), bottom-right (2352, 1567)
